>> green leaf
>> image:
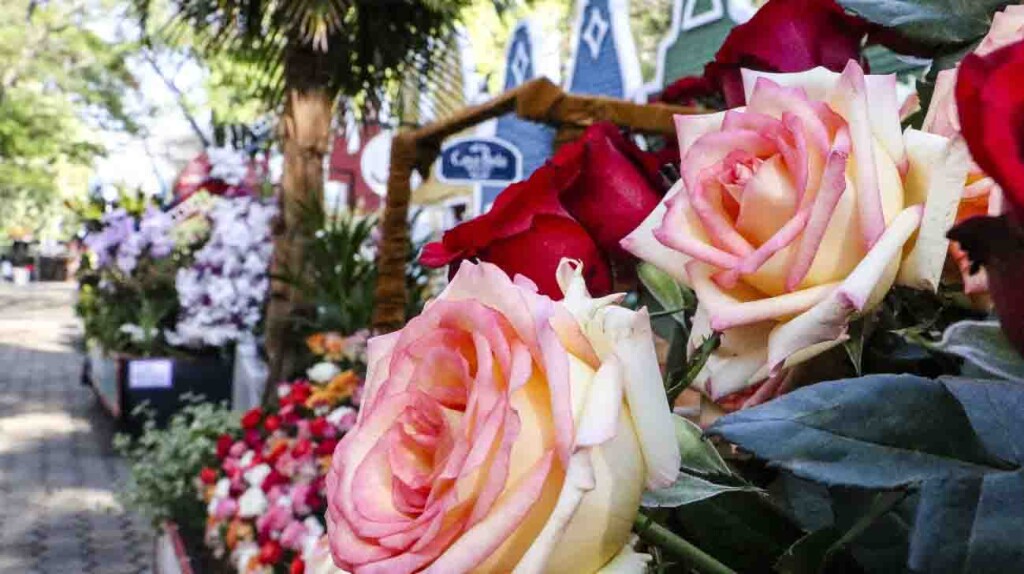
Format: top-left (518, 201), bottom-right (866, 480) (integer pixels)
top-left (935, 320), bottom-right (1024, 382)
top-left (906, 378), bottom-right (1024, 573)
top-left (836, 0), bottom-right (1015, 50)
top-left (675, 415), bottom-right (732, 476)
top-left (642, 472), bottom-right (761, 508)
top-left (638, 262), bottom-right (694, 327)
top-left (707, 375), bottom-right (1016, 489)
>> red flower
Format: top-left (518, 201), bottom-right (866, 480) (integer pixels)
top-left (264, 414), bottom-right (281, 433)
top-left (309, 417), bottom-right (329, 439)
top-left (661, 0), bottom-right (869, 107)
top-left (244, 429), bottom-right (263, 450)
top-left (259, 540), bottom-right (283, 565)
top-left (949, 41), bottom-right (1024, 356)
top-left (290, 382), bottom-right (312, 404)
top-left (266, 441), bottom-right (289, 464)
top-left (215, 435), bottom-right (233, 460)
top-left (241, 407), bottom-right (263, 430)
top-left (292, 438), bottom-right (313, 458)
top-left (290, 557), bottom-right (305, 574)
top-left (315, 437), bottom-right (339, 457)
top-left (261, 469), bottom-right (287, 492)
top-left (421, 123), bottom-right (664, 297)
top-left (957, 42), bottom-right (1024, 219)
top-left (199, 467), bottom-right (218, 485)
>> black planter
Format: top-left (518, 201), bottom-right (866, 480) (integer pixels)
top-left (86, 344), bottom-right (234, 433)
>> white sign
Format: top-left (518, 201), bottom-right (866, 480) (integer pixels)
top-left (128, 359), bottom-right (174, 390)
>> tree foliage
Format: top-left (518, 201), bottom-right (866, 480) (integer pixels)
top-left (0, 0), bottom-right (137, 238)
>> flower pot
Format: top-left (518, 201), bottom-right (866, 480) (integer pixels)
top-left (85, 342), bottom-right (234, 433)
top-left (119, 353), bottom-right (235, 434)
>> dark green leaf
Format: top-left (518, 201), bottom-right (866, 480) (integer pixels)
top-left (642, 472), bottom-right (761, 508)
top-left (836, 0), bottom-right (1014, 50)
top-left (905, 378), bottom-right (1024, 573)
top-left (707, 375), bottom-right (1016, 488)
top-left (638, 262), bottom-right (694, 328)
top-left (675, 415), bottom-right (732, 476)
top-left (936, 320), bottom-right (1024, 383)
top-left (774, 527), bottom-right (844, 574)
top-left (672, 491), bottom-right (806, 573)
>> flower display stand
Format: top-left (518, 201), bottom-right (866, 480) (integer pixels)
top-left (85, 343), bottom-right (234, 432)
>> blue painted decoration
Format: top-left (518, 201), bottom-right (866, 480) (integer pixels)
top-left (437, 137), bottom-right (523, 186)
top-left (565, 0), bottom-right (642, 100)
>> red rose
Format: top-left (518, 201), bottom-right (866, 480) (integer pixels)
top-left (290, 382), bottom-right (312, 404)
top-left (241, 407), bottom-right (263, 430)
top-left (215, 435), bottom-right (233, 460)
top-left (290, 557), bottom-right (305, 574)
top-left (199, 467), bottom-right (218, 485)
top-left (292, 438), bottom-right (313, 458)
top-left (309, 417), bottom-right (328, 439)
top-left (244, 429), bottom-right (263, 450)
top-left (949, 41), bottom-right (1024, 356)
top-left (315, 437), bottom-right (338, 457)
top-left (266, 441), bottom-right (289, 464)
top-left (421, 123), bottom-right (664, 297)
top-left (957, 42), bottom-right (1024, 219)
top-left (261, 469), bottom-right (287, 491)
top-left (263, 414), bottom-right (281, 433)
top-left (259, 540), bottom-right (283, 564)
top-left (661, 0), bottom-right (869, 107)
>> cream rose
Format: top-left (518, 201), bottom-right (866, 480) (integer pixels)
top-left (325, 260), bottom-right (679, 573)
top-left (923, 5), bottom-right (1024, 294)
top-left (622, 61), bottom-right (968, 405)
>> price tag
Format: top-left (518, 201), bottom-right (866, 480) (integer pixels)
top-left (128, 359), bottom-right (174, 390)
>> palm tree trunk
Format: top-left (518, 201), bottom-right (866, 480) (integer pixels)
top-left (265, 84), bottom-right (333, 389)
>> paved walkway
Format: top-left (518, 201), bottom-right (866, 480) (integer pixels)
top-left (0, 283), bottom-right (153, 573)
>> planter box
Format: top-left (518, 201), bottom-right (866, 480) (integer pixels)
top-left (85, 343), bottom-right (234, 433)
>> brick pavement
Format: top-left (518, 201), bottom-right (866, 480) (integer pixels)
top-left (0, 283), bottom-right (153, 573)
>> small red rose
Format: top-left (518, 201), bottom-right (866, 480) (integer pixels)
top-left (199, 467), bottom-right (217, 485)
top-left (215, 435), bottom-right (233, 460)
top-left (315, 438), bottom-right (339, 457)
top-left (244, 429), bottom-right (263, 450)
top-left (259, 540), bottom-right (283, 565)
top-left (309, 417), bottom-right (328, 438)
top-left (289, 557), bottom-right (305, 574)
top-left (292, 438), bottom-right (313, 458)
top-left (264, 414), bottom-right (281, 433)
top-left (241, 407), bottom-right (263, 430)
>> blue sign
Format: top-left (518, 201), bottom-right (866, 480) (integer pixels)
top-left (437, 137), bottom-right (522, 186)
top-left (566, 0), bottom-right (642, 100)
top-left (478, 20), bottom-right (556, 213)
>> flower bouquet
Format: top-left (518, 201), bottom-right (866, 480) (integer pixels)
top-left (328, 1), bottom-right (1024, 572)
top-left (200, 374), bottom-right (359, 574)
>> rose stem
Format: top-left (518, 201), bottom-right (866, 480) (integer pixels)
top-left (634, 514), bottom-right (736, 574)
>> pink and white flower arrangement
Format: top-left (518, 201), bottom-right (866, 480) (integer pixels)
top-left (200, 377), bottom-right (359, 574)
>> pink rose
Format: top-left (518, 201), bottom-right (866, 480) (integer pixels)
top-left (624, 61), bottom-right (967, 405)
top-left (280, 520), bottom-right (309, 551)
top-left (212, 498), bottom-right (238, 520)
top-left (922, 6), bottom-right (1024, 294)
top-left (325, 261), bottom-right (678, 573)
top-left (257, 503), bottom-right (293, 538)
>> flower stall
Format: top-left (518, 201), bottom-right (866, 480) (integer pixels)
top-left (78, 148), bottom-right (276, 430)
top-left (125, 1), bottom-right (1024, 572)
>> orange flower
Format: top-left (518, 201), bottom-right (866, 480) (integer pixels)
top-left (305, 370), bottom-right (360, 408)
top-left (305, 333), bottom-right (326, 355)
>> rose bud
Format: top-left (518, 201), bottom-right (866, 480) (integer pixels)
top-left (292, 438), bottom-right (312, 458)
top-left (289, 556), bottom-right (305, 574)
top-left (308, 417), bottom-right (328, 438)
top-left (314, 438), bottom-right (338, 457)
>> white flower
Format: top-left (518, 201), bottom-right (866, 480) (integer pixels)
top-left (244, 463), bottom-right (272, 488)
top-left (326, 406), bottom-right (356, 428)
top-left (237, 487), bottom-right (268, 518)
top-left (214, 478), bottom-right (231, 499)
top-left (307, 362), bottom-right (341, 383)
